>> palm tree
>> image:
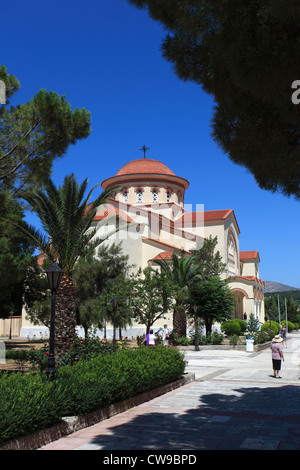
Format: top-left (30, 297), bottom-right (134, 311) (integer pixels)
top-left (154, 252), bottom-right (202, 337)
top-left (19, 173), bottom-right (117, 354)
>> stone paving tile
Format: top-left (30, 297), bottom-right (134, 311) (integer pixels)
top-left (40, 335), bottom-right (300, 451)
top-left (240, 437), bottom-right (280, 450)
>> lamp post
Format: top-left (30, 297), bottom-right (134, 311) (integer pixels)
top-left (45, 260), bottom-right (63, 380)
top-left (111, 295), bottom-right (119, 345)
top-left (193, 304), bottom-right (199, 351)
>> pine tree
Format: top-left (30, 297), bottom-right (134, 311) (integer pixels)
top-left (0, 65), bottom-right (92, 316)
top-left (127, 1), bottom-right (300, 199)
top-left (0, 65), bottom-right (91, 198)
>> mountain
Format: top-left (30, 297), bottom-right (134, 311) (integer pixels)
top-left (264, 281), bottom-right (300, 294)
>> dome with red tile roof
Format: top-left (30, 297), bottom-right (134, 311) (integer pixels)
top-left (101, 157), bottom-right (189, 193)
top-left (116, 159), bottom-right (176, 177)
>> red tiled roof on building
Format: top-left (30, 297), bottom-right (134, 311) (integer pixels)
top-left (228, 275), bottom-right (264, 285)
top-left (239, 251), bottom-right (259, 261)
top-left (175, 209), bottom-right (233, 224)
top-left (93, 204), bottom-right (134, 223)
top-left (150, 251), bottom-right (174, 262)
top-left (175, 209), bottom-right (240, 233)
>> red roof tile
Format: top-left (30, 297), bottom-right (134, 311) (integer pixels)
top-left (175, 209), bottom-right (233, 224)
top-left (150, 251), bottom-right (174, 261)
top-left (116, 159), bottom-right (176, 176)
top-left (94, 204), bottom-right (133, 223)
top-left (228, 275), bottom-right (264, 285)
top-left (240, 251), bottom-right (259, 261)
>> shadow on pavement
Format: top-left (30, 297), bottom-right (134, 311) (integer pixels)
top-left (82, 384), bottom-right (300, 450)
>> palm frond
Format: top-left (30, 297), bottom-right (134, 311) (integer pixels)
top-left (19, 175), bottom-right (125, 275)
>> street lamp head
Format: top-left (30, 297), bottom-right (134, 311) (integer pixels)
top-left (111, 295), bottom-right (119, 309)
top-left (45, 259), bottom-right (63, 290)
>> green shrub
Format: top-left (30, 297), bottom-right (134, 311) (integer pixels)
top-left (254, 330), bottom-right (273, 344)
top-left (0, 373), bottom-right (63, 443)
top-left (261, 321), bottom-right (280, 334)
top-left (210, 331), bottom-right (224, 344)
top-left (58, 335), bottom-right (118, 366)
top-left (228, 334), bottom-right (241, 345)
top-left (247, 313), bottom-right (260, 332)
top-left (221, 320), bottom-right (241, 336)
top-left (234, 319), bottom-right (247, 333)
top-left (5, 349), bottom-right (31, 360)
top-left (176, 336), bottom-right (190, 346)
top-left (0, 347), bottom-right (186, 444)
top-left (189, 330), bottom-right (209, 345)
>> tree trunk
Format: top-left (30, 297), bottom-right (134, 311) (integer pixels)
top-left (173, 304), bottom-right (187, 338)
top-left (205, 318), bottom-right (212, 337)
top-left (54, 273), bottom-right (76, 356)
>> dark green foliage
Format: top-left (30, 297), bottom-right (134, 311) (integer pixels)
top-left (18, 174), bottom-right (117, 353)
top-left (190, 236), bottom-right (226, 277)
top-left (0, 193), bottom-right (38, 316)
top-left (73, 243), bottom-right (134, 337)
top-left (192, 277), bottom-right (234, 336)
top-left (127, 1), bottom-right (300, 199)
top-left (132, 267), bottom-right (175, 333)
top-left (253, 329), bottom-right (275, 344)
top-left (221, 319), bottom-right (241, 336)
top-left (234, 319), bottom-right (247, 334)
top-left (0, 64), bottom-right (92, 316)
top-left (20, 174), bottom-right (116, 275)
top-left (247, 313), bottom-right (260, 332)
top-left (0, 373), bottom-right (63, 443)
top-left (261, 320), bottom-right (280, 335)
top-left (58, 347), bottom-right (186, 416)
top-left (154, 253), bottom-right (202, 337)
top-left (0, 347), bottom-right (186, 444)
top-left (265, 293), bottom-right (300, 323)
top-left (0, 66), bottom-right (91, 197)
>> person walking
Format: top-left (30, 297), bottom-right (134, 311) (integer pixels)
top-left (142, 329), bottom-right (157, 347)
top-left (162, 324), bottom-right (170, 346)
top-left (270, 334), bottom-right (284, 378)
top-left (280, 323), bottom-right (288, 348)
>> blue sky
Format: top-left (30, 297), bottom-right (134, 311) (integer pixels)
top-left (2, 0), bottom-right (299, 287)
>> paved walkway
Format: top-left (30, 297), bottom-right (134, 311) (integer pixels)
top-left (40, 333), bottom-right (300, 451)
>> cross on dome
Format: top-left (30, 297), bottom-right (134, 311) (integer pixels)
top-left (140, 145), bottom-right (149, 158)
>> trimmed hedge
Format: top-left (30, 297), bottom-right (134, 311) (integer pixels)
top-left (0, 347), bottom-right (186, 444)
top-left (221, 320), bottom-right (242, 336)
top-left (261, 321), bottom-right (280, 334)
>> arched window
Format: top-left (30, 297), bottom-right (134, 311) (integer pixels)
top-left (136, 189), bottom-right (143, 203)
top-left (227, 232), bottom-right (237, 275)
top-left (123, 190), bottom-right (128, 203)
top-left (166, 190), bottom-right (172, 203)
top-left (152, 189), bottom-right (158, 203)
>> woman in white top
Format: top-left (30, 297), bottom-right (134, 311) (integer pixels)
top-left (142, 329), bottom-right (157, 346)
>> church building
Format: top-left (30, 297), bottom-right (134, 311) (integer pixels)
top-left (21, 156), bottom-right (265, 338)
